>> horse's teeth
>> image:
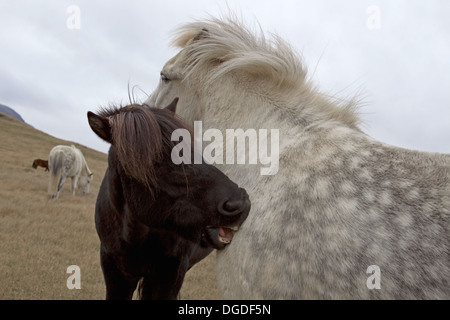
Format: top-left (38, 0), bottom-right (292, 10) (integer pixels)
top-left (219, 237), bottom-right (231, 244)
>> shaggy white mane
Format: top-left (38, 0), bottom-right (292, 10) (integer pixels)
top-left (173, 17), bottom-right (306, 88)
top-left (171, 16), bottom-right (361, 128)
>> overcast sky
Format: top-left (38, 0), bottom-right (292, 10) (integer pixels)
top-left (1, 0), bottom-right (449, 155)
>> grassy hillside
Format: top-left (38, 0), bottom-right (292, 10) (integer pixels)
top-left (0, 112), bottom-right (220, 300)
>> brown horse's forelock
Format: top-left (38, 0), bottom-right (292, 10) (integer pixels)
top-left (104, 105), bottom-right (190, 194)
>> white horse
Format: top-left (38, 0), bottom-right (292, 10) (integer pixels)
top-left (147, 17), bottom-right (450, 299)
top-left (48, 145), bottom-right (93, 199)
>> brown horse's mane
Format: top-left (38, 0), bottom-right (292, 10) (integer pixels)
top-left (97, 104), bottom-right (191, 191)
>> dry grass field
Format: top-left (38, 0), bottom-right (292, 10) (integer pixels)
top-left (0, 112), bottom-right (221, 300)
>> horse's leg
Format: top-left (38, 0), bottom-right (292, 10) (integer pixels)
top-left (71, 176), bottom-right (79, 196)
top-left (56, 175), bottom-right (66, 199)
top-left (139, 257), bottom-right (188, 300)
top-left (100, 246), bottom-right (139, 300)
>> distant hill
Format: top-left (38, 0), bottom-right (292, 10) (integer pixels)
top-left (0, 103), bottom-right (25, 123)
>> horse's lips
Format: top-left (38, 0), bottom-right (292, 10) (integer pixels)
top-left (218, 227), bottom-right (234, 244)
top-left (204, 226), bottom-right (239, 249)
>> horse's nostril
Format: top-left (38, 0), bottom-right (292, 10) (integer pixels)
top-left (224, 200), bottom-right (242, 212)
top-left (220, 199), bottom-right (247, 216)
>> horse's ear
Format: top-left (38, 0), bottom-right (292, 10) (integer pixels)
top-left (164, 98), bottom-right (179, 113)
top-left (193, 28), bottom-right (209, 41)
top-left (87, 111), bottom-right (112, 143)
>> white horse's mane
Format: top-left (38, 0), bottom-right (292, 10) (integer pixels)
top-left (172, 16), bottom-right (361, 128)
top-left (173, 17), bottom-right (305, 88)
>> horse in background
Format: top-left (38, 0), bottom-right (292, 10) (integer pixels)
top-left (147, 17), bottom-right (450, 299)
top-left (87, 98), bottom-right (250, 300)
top-left (32, 159), bottom-right (49, 171)
top-left (48, 145), bottom-right (93, 199)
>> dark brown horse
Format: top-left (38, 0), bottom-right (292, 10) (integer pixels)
top-left (32, 159), bottom-right (49, 171)
top-left (87, 98), bottom-right (250, 300)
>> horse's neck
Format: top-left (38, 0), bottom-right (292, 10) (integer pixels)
top-left (204, 100), bottom-right (352, 140)
top-left (201, 92), bottom-right (360, 190)
top-left (204, 77), bottom-right (358, 133)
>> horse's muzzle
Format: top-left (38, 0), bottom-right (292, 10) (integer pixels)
top-left (205, 188), bottom-right (251, 250)
top-left (218, 188), bottom-right (251, 218)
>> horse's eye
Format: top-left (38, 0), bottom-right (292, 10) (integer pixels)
top-left (160, 73), bottom-right (171, 83)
